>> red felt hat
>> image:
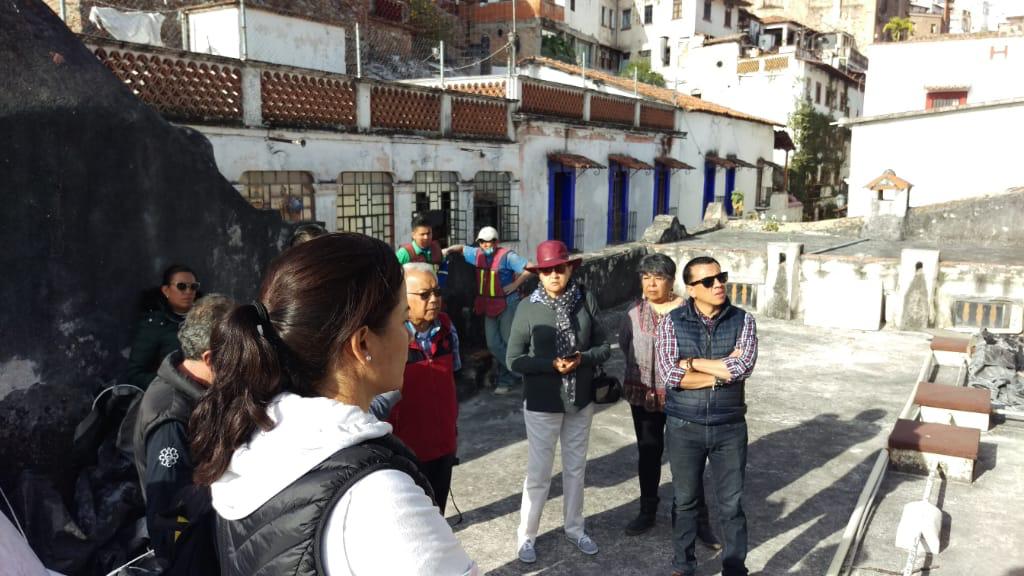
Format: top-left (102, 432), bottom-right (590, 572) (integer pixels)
top-left (526, 240), bottom-right (582, 273)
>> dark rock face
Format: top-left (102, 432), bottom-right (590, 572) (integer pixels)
top-left (0, 0), bottom-right (292, 481)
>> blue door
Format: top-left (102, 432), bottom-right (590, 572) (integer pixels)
top-left (654, 164), bottom-right (671, 216)
top-left (607, 161), bottom-right (629, 244)
top-left (548, 161), bottom-right (576, 250)
top-left (725, 167), bottom-right (736, 217)
top-left (702, 161), bottom-right (716, 217)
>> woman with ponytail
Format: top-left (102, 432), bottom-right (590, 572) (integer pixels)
top-left (190, 233), bottom-right (477, 576)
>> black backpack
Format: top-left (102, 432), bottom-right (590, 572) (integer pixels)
top-left (162, 485), bottom-right (218, 576)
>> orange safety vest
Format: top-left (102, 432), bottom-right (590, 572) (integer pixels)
top-left (474, 247), bottom-right (510, 318)
top-left (402, 241), bottom-right (443, 265)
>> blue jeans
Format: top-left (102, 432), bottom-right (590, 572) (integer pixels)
top-left (667, 417), bottom-right (748, 576)
top-left (485, 296), bottom-right (520, 387)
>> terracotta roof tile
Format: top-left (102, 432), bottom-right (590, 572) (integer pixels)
top-left (608, 154), bottom-right (654, 170)
top-left (548, 152), bottom-right (606, 169)
top-left (521, 56), bottom-right (779, 126)
top-left (657, 156), bottom-right (696, 170)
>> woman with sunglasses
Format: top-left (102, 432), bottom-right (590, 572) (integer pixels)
top-left (124, 264), bottom-right (200, 390)
top-left (506, 240), bottom-right (610, 565)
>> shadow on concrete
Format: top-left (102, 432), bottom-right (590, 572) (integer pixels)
top-left (975, 440), bottom-right (999, 481)
top-left (452, 442), bottom-right (640, 534)
top-left (743, 409), bottom-right (891, 574)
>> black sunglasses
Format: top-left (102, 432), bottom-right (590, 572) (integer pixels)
top-left (174, 282), bottom-right (201, 292)
top-left (408, 288), bottom-right (443, 301)
top-left (687, 271), bottom-right (728, 288)
top-left (538, 263), bottom-right (570, 275)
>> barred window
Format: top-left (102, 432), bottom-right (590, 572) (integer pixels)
top-left (473, 171), bottom-right (518, 242)
top-left (673, 0), bottom-right (682, 19)
top-left (240, 171), bottom-right (315, 223)
top-left (413, 171), bottom-right (463, 247)
top-left (337, 172), bottom-right (394, 244)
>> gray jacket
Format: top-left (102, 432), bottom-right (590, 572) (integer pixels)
top-left (507, 288), bottom-right (611, 412)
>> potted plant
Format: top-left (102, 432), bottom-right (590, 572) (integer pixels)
top-left (731, 191), bottom-right (745, 216)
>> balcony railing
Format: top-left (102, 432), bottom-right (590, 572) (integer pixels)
top-left (85, 38), bottom-right (511, 141)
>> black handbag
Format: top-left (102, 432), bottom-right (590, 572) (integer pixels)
top-left (592, 365), bottom-right (622, 404)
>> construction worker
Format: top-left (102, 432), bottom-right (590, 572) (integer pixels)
top-left (447, 226), bottom-right (532, 393)
top-left (396, 215), bottom-right (448, 287)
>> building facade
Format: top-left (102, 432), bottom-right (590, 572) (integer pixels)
top-left (844, 33), bottom-right (1024, 217)
top-left (748, 0), bottom-right (910, 50)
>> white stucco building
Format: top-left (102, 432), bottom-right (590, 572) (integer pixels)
top-left (843, 33), bottom-right (1024, 217)
top-left (184, 4), bottom-right (347, 74)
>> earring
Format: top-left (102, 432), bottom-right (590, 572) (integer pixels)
top-left (365, 355), bottom-right (372, 362)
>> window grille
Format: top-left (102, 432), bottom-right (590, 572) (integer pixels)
top-left (337, 172), bottom-right (394, 244)
top-left (241, 171), bottom-right (315, 223)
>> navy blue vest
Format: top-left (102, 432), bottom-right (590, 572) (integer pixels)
top-left (664, 299), bottom-right (748, 425)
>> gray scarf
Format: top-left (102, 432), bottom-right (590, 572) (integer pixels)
top-left (531, 281), bottom-right (582, 403)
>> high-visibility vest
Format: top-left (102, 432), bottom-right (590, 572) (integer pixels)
top-left (401, 241), bottom-right (443, 265)
top-left (474, 247), bottom-right (510, 318)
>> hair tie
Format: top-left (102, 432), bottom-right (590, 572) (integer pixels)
top-left (252, 301), bottom-right (272, 338)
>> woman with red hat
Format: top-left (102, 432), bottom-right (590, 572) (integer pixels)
top-left (506, 240), bottom-right (611, 565)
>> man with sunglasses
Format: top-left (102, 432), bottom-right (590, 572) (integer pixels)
top-left (387, 262), bottom-right (462, 513)
top-left (656, 256), bottom-right (758, 576)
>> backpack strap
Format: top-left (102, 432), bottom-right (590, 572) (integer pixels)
top-left (312, 435), bottom-right (433, 575)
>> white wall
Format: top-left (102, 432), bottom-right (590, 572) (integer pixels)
top-left (847, 101), bottom-right (1024, 216)
top-left (189, 7), bottom-right (346, 74)
top-left (863, 35), bottom-right (1024, 116)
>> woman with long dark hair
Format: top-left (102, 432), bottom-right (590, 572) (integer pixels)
top-left (190, 233), bottom-right (477, 575)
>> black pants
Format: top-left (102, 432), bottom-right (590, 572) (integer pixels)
top-left (630, 405), bottom-right (712, 527)
top-left (630, 403), bottom-right (667, 502)
top-left (419, 452), bottom-right (456, 515)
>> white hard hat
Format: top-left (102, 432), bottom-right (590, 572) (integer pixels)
top-left (476, 226), bottom-right (499, 241)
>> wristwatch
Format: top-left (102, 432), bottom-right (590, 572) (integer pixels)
top-left (713, 377), bottom-right (725, 390)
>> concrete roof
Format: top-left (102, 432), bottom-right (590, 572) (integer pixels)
top-left (898, 30), bottom-right (1024, 43)
top-left (450, 314), bottom-right (934, 574)
top-left (839, 97), bottom-right (1024, 126)
top-left (520, 56), bottom-right (781, 126)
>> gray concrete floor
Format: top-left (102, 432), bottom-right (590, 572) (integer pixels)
top-left (850, 418), bottom-right (1024, 576)
top-left (446, 313), bottom-right (933, 575)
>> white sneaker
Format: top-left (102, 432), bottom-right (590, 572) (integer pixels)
top-left (568, 533), bottom-right (599, 555)
top-left (518, 539), bottom-right (537, 563)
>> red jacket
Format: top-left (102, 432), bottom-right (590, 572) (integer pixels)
top-left (388, 313), bottom-right (458, 462)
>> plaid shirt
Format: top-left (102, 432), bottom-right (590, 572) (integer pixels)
top-left (656, 302), bottom-right (758, 389)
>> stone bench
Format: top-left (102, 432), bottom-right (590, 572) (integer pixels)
top-left (888, 419), bottom-right (980, 483)
top-left (915, 382), bottom-right (991, 431)
top-left (930, 335), bottom-right (972, 366)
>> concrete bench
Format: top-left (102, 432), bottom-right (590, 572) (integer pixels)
top-left (888, 419), bottom-right (980, 483)
top-left (930, 335), bottom-right (972, 366)
top-left (915, 382), bottom-right (991, 431)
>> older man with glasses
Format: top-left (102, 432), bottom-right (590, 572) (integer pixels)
top-left (656, 256), bottom-right (758, 576)
top-left (387, 262), bottom-right (462, 514)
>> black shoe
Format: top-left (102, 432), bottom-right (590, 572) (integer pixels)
top-left (697, 525), bottom-right (722, 550)
top-left (624, 512), bottom-right (656, 535)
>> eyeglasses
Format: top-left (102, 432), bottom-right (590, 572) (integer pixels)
top-left (538, 263), bottom-right (569, 275)
top-left (408, 288), bottom-right (443, 301)
top-left (687, 271), bottom-right (728, 288)
top-left (174, 282), bottom-right (201, 292)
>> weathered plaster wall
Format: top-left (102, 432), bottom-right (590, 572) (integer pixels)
top-left (847, 103), bottom-right (1024, 217)
top-left (905, 189), bottom-right (1024, 247)
top-left (0, 1), bottom-right (292, 479)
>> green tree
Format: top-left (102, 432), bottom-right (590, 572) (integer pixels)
top-left (883, 16), bottom-right (914, 41)
top-left (408, 0), bottom-right (456, 47)
top-left (541, 34), bottom-right (576, 65)
top-left (619, 59), bottom-right (666, 87)
top-left (787, 99), bottom-right (850, 215)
